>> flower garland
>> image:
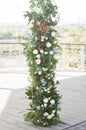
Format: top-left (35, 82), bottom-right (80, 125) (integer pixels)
top-left (24, 0), bottom-right (62, 126)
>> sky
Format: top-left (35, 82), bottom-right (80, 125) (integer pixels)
top-left (0, 0), bottom-right (86, 25)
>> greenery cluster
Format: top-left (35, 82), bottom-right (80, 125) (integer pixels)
top-left (0, 32), bottom-right (16, 40)
top-left (24, 0), bottom-right (62, 126)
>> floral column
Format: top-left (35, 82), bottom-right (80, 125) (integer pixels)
top-left (24, 0), bottom-right (62, 126)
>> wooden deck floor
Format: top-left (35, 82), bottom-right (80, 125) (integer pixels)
top-left (0, 71), bottom-right (86, 130)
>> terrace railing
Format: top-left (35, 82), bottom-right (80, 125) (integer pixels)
top-left (57, 43), bottom-right (86, 71)
top-left (0, 42), bottom-right (86, 71)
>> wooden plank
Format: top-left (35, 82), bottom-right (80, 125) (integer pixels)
top-left (0, 72), bottom-right (86, 130)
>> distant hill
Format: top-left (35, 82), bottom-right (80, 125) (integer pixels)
top-left (0, 23), bottom-right (86, 44)
top-left (0, 23), bottom-right (27, 42)
top-left (58, 24), bottom-right (86, 44)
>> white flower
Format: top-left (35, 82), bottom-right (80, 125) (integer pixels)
top-left (51, 113), bottom-right (54, 117)
top-left (36, 22), bottom-right (40, 25)
top-left (48, 77), bottom-right (51, 79)
top-left (44, 51), bottom-right (48, 55)
top-left (42, 68), bottom-right (48, 72)
top-left (41, 39), bottom-right (44, 42)
top-left (34, 71), bottom-right (37, 74)
top-left (47, 88), bottom-right (50, 91)
top-left (41, 36), bottom-right (45, 41)
top-left (38, 71), bottom-right (42, 75)
top-left (30, 61), bottom-right (33, 64)
top-left (36, 54), bottom-right (40, 58)
top-left (33, 49), bottom-right (38, 54)
top-left (52, 110), bottom-right (55, 113)
top-left (44, 103), bottom-right (47, 107)
top-left (47, 115), bottom-right (52, 119)
top-left (55, 88), bottom-right (59, 91)
top-left (50, 99), bottom-right (55, 105)
top-left (36, 87), bottom-right (39, 90)
top-left (41, 36), bottom-right (45, 39)
top-left (43, 98), bottom-right (48, 103)
top-left (48, 97), bottom-right (51, 100)
top-left (45, 68), bottom-right (48, 71)
top-left (57, 110), bottom-right (60, 114)
top-left (46, 37), bottom-right (48, 40)
top-left (35, 37), bottom-right (37, 41)
top-left (46, 42), bottom-right (52, 48)
top-left (44, 112), bottom-right (49, 116)
top-left (37, 120), bottom-right (40, 122)
top-left (49, 51), bottom-right (53, 55)
top-left (52, 32), bottom-right (55, 36)
top-left (41, 104), bottom-right (43, 107)
top-left (40, 49), bottom-right (44, 53)
top-left (47, 91), bottom-right (50, 93)
top-left (36, 59), bottom-right (41, 64)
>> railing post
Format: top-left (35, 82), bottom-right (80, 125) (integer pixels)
top-left (80, 45), bottom-right (85, 71)
top-left (62, 45), bottom-right (67, 70)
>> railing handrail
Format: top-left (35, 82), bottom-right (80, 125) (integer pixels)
top-left (0, 42), bottom-right (25, 45)
top-left (61, 43), bottom-right (86, 46)
top-left (0, 42), bottom-right (86, 46)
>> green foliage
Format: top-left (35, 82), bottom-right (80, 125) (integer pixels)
top-left (24, 0), bottom-right (62, 126)
top-left (0, 31), bottom-right (15, 40)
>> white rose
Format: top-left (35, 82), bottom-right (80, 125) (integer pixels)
top-left (43, 98), bottom-right (48, 103)
top-left (36, 87), bottom-right (39, 90)
top-left (44, 51), bottom-right (48, 55)
top-left (37, 120), bottom-right (40, 122)
top-left (52, 110), bottom-right (55, 113)
top-left (49, 51), bottom-right (53, 55)
top-left (47, 91), bottom-right (50, 93)
top-left (48, 77), bottom-right (50, 79)
top-left (48, 97), bottom-right (51, 100)
top-left (47, 115), bottom-right (52, 119)
top-left (47, 88), bottom-right (50, 91)
top-left (38, 71), bottom-right (42, 75)
top-left (57, 111), bottom-right (60, 114)
top-left (41, 104), bottom-right (43, 107)
top-left (51, 113), bottom-right (54, 117)
top-left (36, 59), bottom-right (41, 64)
top-left (50, 99), bottom-right (55, 105)
top-left (46, 37), bottom-right (48, 40)
top-left (44, 112), bottom-right (49, 116)
top-left (52, 32), bottom-right (55, 36)
top-left (44, 103), bottom-right (47, 107)
top-left (36, 54), bottom-right (40, 58)
top-left (40, 49), bottom-right (44, 53)
top-left (41, 39), bottom-right (44, 42)
top-left (55, 88), bottom-right (59, 91)
top-left (46, 42), bottom-right (52, 48)
top-left (35, 37), bottom-right (37, 40)
top-left (33, 49), bottom-right (38, 54)
top-left (41, 36), bottom-right (45, 41)
top-left (41, 36), bottom-right (45, 39)
top-left (34, 71), bottom-right (37, 74)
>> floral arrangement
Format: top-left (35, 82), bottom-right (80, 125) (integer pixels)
top-left (24, 0), bottom-right (62, 126)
